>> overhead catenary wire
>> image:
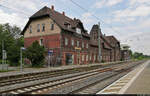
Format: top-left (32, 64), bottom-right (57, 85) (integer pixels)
top-left (69, 0), bottom-right (144, 44)
top-left (0, 0), bottom-right (142, 43)
top-left (69, 0), bottom-right (122, 35)
top-left (0, 1), bottom-right (30, 17)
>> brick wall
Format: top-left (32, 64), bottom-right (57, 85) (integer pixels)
top-left (24, 34), bottom-right (61, 49)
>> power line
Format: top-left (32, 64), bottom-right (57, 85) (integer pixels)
top-left (69, 0), bottom-right (121, 35)
top-left (0, 2), bottom-right (30, 17)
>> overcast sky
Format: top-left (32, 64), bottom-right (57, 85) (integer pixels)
top-left (0, 0), bottom-right (150, 55)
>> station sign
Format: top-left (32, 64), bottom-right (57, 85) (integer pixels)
top-left (48, 50), bottom-right (53, 55)
top-left (75, 47), bottom-right (81, 50)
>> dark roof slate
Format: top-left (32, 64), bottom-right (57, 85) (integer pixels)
top-left (22, 6), bottom-right (90, 37)
top-left (105, 36), bottom-right (120, 47)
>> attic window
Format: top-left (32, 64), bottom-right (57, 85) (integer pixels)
top-left (76, 28), bottom-right (81, 34)
top-left (67, 24), bottom-right (71, 29)
top-left (64, 22), bottom-right (71, 29)
top-left (50, 22), bottom-right (54, 30)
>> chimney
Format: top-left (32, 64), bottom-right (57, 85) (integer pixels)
top-left (51, 5), bottom-right (54, 10)
top-left (62, 11), bottom-right (65, 15)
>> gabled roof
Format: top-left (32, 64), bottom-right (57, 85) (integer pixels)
top-left (105, 36), bottom-right (120, 47)
top-left (22, 6), bottom-right (90, 37)
top-left (90, 25), bottom-right (102, 35)
top-left (89, 24), bottom-right (113, 49)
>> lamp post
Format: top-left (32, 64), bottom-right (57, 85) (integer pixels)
top-left (98, 22), bottom-right (102, 62)
top-left (20, 47), bottom-right (26, 72)
top-left (1, 40), bottom-right (4, 71)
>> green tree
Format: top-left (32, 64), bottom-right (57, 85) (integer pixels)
top-left (0, 23), bottom-right (23, 66)
top-left (7, 37), bottom-right (24, 66)
top-left (25, 41), bottom-right (45, 67)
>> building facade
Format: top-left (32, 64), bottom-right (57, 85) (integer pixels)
top-left (105, 36), bottom-right (121, 61)
top-left (22, 6), bottom-right (122, 66)
top-left (121, 45), bottom-right (131, 61)
top-left (90, 25), bottom-right (112, 62)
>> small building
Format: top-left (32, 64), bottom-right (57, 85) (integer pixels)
top-left (121, 44), bottom-right (131, 61)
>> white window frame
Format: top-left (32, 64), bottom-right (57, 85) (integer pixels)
top-left (86, 43), bottom-right (88, 48)
top-left (39, 39), bottom-right (43, 46)
top-left (82, 42), bottom-right (84, 48)
top-left (50, 22), bottom-right (54, 30)
top-left (71, 39), bottom-right (74, 46)
top-left (76, 28), bottom-right (81, 34)
top-left (77, 41), bottom-right (80, 47)
top-left (86, 55), bottom-right (88, 61)
top-left (67, 24), bottom-right (71, 29)
top-left (82, 55), bottom-right (84, 62)
top-left (90, 55), bottom-right (92, 61)
top-left (72, 54), bottom-right (74, 64)
top-left (94, 55), bottom-right (96, 61)
top-left (65, 38), bottom-right (68, 46)
top-left (37, 24), bottom-right (40, 32)
top-left (42, 23), bottom-right (45, 32)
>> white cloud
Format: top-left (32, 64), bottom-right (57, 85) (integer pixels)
top-left (107, 0), bottom-right (123, 6)
top-left (94, 0), bottom-right (106, 8)
top-left (0, 9), bottom-right (27, 29)
top-left (94, 0), bottom-right (123, 8)
top-left (114, 4), bottom-right (150, 18)
top-left (81, 12), bottom-right (95, 24)
top-left (130, 0), bottom-right (150, 6)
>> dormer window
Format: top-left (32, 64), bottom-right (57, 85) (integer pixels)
top-left (67, 24), bottom-right (71, 29)
top-left (76, 28), bottom-right (81, 34)
top-left (64, 22), bottom-right (71, 29)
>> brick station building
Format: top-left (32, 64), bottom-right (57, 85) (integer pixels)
top-left (105, 36), bottom-right (121, 61)
top-left (22, 6), bottom-right (121, 66)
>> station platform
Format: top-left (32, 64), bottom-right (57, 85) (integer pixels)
top-left (97, 60), bottom-right (150, 94)
top-left (0, 61), bottom-right (126, 78)
top-left (125, 60), bottom-right (150, 94)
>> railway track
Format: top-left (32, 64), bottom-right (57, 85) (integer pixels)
top-left (0, 66), bottom-right (102, 87)
top-left (0, 60), bottom-right (145, 94)
top-left (70, 60), bottom-right (144, 94)
top-left (0, 61), bottom-right (130, 87)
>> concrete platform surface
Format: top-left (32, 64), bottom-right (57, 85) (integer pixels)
top-left (125, 60), bottom-right (150, 94)
top-left (97, 60), bottom-right (150, 94)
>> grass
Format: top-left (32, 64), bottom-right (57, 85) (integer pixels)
top-left (0, 70), bottom-right (14, 73)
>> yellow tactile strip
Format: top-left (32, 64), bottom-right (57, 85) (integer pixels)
top-left (97, 61), bottom-right (149, 94)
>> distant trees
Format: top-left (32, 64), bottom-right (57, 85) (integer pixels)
top-left (25, 41), bottom-right (45, 67)
top-left (132, 52), bottom-right (150, 60)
